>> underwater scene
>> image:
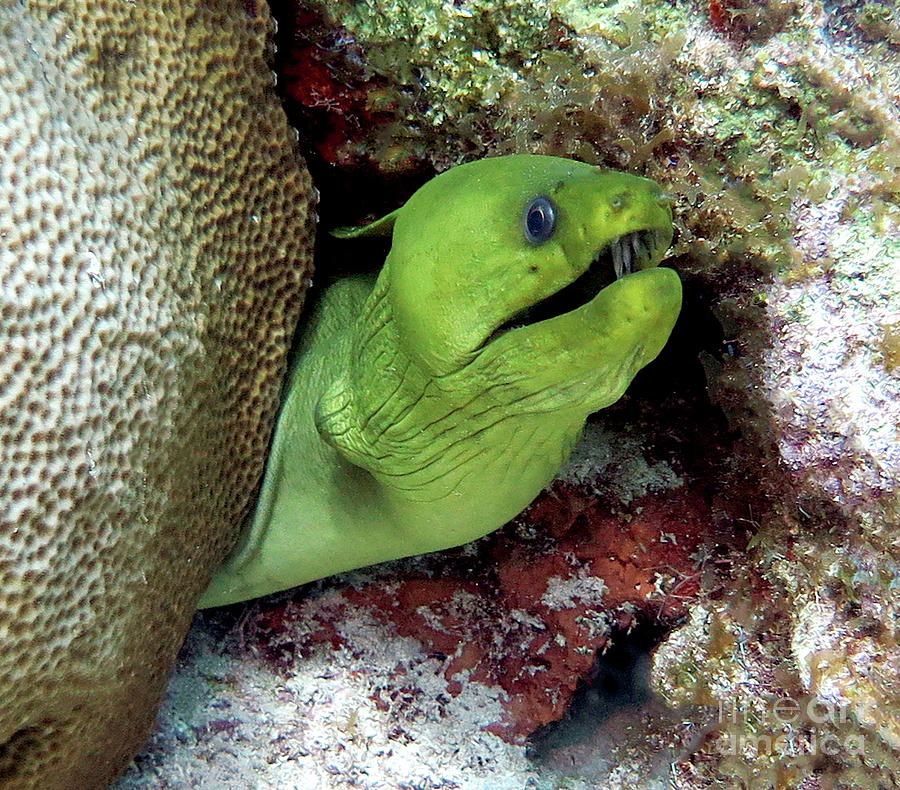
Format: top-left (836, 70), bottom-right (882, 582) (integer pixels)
top-left (1, 0), bottom-right (899, 788)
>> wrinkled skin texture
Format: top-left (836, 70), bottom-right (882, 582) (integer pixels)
top-left (201, 155), bottom-right (681, 607)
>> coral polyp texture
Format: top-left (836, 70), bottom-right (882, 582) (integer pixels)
top-left (0, 1), bottom-right (314, 788)
top-left (119, 0), bottom-right (898, 787)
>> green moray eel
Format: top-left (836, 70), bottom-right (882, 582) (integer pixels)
top-left (199, 155), bottom-right (681, 608)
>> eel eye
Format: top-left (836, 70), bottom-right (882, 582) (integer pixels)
top-left (523, 196), bottom-right (556, 243)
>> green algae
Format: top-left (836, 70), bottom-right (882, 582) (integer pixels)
top-left (858, 2), bottom-right (900, 47)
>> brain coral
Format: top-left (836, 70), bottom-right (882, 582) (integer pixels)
top-left (0, 1), bottom-right (314, 788)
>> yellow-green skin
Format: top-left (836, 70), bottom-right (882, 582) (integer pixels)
top-left (199, 155), bottom-right (681, 608)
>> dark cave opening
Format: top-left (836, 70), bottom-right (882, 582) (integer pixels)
top-left (526, 619), bottom-right (667, 761)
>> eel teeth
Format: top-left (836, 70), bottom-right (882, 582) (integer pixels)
top-left (613, 229), bottom-right (658, 280)
top-left (612, 237), bottom-right (623, 280)
top-left (612, 233), bottom-right (633, 280)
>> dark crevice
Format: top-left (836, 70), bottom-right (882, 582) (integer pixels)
top-left (527, 620), bottom-right (669, 761)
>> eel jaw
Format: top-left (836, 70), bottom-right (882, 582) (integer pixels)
top-left (486, 227), bottom-right (672, 345)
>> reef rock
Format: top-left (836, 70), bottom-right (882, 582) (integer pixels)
top-left (0, 2), bottom-right (314, 787)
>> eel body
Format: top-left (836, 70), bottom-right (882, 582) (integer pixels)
top-left (201, 155), bottom-right (681, 607)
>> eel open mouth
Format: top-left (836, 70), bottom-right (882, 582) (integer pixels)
top-left (486, 228), bottom-right (670, 344)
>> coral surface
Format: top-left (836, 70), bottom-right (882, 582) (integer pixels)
top-left (0, 2), bottom-right (314, 787)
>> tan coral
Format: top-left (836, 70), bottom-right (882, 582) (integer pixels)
top-left (0, 1), bottom-right (315, 787)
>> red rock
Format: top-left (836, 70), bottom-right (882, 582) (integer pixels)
top-left (334, 476), bottom-right (728, 741)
